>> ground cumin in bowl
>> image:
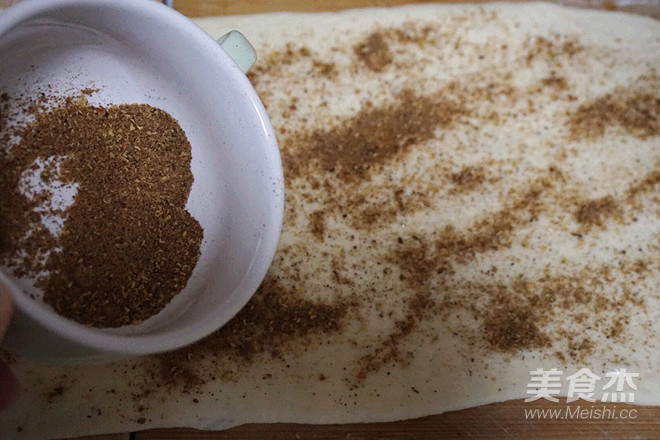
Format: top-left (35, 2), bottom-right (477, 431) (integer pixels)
top-left (0, 0), bottom-right (283, 358)
top-left (0, 93), bottom-right (204, 328)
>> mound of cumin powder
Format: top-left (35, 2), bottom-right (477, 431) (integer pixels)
top-left (0, 97), bottom-right (203, 328)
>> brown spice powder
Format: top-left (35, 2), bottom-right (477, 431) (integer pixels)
top-left (247, 44), bottom-right (337, 88)
top-left (541, 75), bottom-right (568, 90)
top-left (353, 31), bottom-right (394, 72)
top-left (308, 210), bottom-right (326, 241)
top-left (134, 19), bottom-right (657, 392)
top-left (283, 89), bottom-right (466, 183)
top-left (155, 275), bottom-right (354, 388)
top-left (0, 97), bottom-right (203, 327)
top-left (571, 167), bottom-right (660, 230)
top-left (482, 289), bottom-right (551, 353)
top-left (628, 169), bottom-right (660, 199)
top-left (449, 165), bottom-right (488, 193)
top-left (388, 235), bottom-right (651, 365)
top-left (574, 195), bottom-right (619, 227)
top-left (354, 291), bottom-right (436, 384)
top-left (525, 36), bottom-right (584, 66)
top-left (568, 91), bottom-right (660, 140)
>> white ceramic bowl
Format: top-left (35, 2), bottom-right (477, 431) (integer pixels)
top-left (0, 0), bottom-right (284, 358)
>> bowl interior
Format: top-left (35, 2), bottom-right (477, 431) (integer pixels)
top-left (0, 0), bottom-right (283, 354)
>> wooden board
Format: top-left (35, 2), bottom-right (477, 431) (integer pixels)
top-left (171, 0), bottom-right (657, 18)
top-left (65, 1), bottom-right (660, 439)
top-left (175, 0), bottom-right (463, 17)
top-left (133, 401), bottom-right (660, 440)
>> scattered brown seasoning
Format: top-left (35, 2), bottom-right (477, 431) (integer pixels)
top-left (572, 165), bottom-right (660, 230)
top-left (391, 23), bottom-right (435, 46)
top-left (366, 184), bottom-right (536, 334)
top-left (41, 373), bottom-right (74, 404)
top-left (353, 31), bottom-right (394, 72)
top-left (525, 35), bottom-right (583, 66)
top-left (282, 89), bottom-right (466, 183)
top-left (353, 24), bottom-right (440, 72)
top-left (628, 169), bottom-right (660, 200)
top-left (541, 75), bottom-right (568, 91)
top-left (0, 96), bottom-right (203, 327)
top-left (247, 43), bottom-right (337, 87)
top-left (44, 385), bottom-right (68, 404)
top-left (449, 165), bottom-right (488, 194)
top-left (568, 89), bottom-right (660, 140)
top-left (365, 159), bottom-right (654, 373)
top-left (434, 174), bottom-right (552, 269)
top-left (279, 88), bottom-right (467, 237)
top-left (481, 287), bottom-right (551, 353)
top-left (387, 233), bottom-right (651, 367)
top-left (273, 68), bottom-right (535, 237)
top-left (311, 60), bottom-right (339, 80)
top-left (290, 24), bottom-right (653, 381)
top-left (155, 275), bottom-right (354, 389)
top-left (355, 291), bottom-right (436, 383)
top-left (574, 195), bottom-right (620, 227)
top-left (251, 23), bottom-right (535, 237)
top-left (308, 209), bottom-right (326, 241)
top-left (215, 275), bottom-right (352, 360)
top-left (350, 176), bottom-right (555, 379)
top-left (133, 19), bottom-right (656, 392)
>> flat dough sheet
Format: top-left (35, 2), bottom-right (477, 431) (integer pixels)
top-left (1, 2), bottom-right (660, 438)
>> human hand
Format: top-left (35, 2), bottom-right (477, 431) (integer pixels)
top-left (0, 282), bottom-right (18, 410)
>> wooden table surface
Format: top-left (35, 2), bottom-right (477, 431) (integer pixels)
top-left (70, 1), bottom-right (659, 439)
